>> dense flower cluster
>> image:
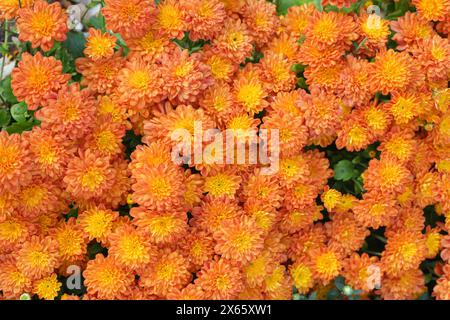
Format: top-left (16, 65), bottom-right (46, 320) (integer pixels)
top-left (0, 0), bottom-right (449, 300)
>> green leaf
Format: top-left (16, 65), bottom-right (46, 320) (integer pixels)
top-left (0, 76), bottom-right (18, 105)
top-left (333, 160), bottom-right (356, 181)
top-left (334, 276), bottom-right (345, 290)
top-left (0, 108), bottom-right (11, 127)
top-left (10, 102), bottom-right (28, 122)
top-left (5, 119), bottom-right (36, 134)
top-left (63, 31), bottom-right (86, 59)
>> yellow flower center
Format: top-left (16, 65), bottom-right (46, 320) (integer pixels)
top-left (236, 83), bottom-right (264, 112)
top-left (208, 56), bottom-right (231, 80)
top-left (174, 61), bottom-right (194, 77)
top-left (62, 101), bottom-right (81, 122)
top-left (347, 126), bottom-right (368, 146)
top-left (148, 176), bottom-right (172, 199)
top-left (398, 243), bottom-right (418, 262)
top-left (21, 186), bottom-right (46, 209)
top-left (120, 4), bottom-right (140, 20)
top-left (216, 275), bottom-right (231, 291)
top-left (204, 173), bottom-right (236, 196)
top-left (292, 264), bottom-right (312, 292)
top-left (118, 235), bottom-right (146, 261)
top-left (315, 252), bottom-right (339, 277)
top-left (384, 138), bottom-right (412, 161)
top-left (158, 4), bottom-right (182, 30)
top-left (156, 262), bottom-right (176, 280)
top-left (84, 211), bottom-right (113, 238)
top-left (30, 11), bottom-right (56, 37)
top-left (231, 231), bottom-right (254, 252)
top-left (81, 168), bottom-right (105, 191)
top-left (0, 220), bottom-right (24, 241)
top-left (96, 130), bottom-right (117, 154)
top-left (27, 65), bottom-right (49, 89)
top-left (128, 70), bottom-right (151, 91)
top-left (390, 97), bottom-right (417, 124)
top-left (312, 15), bottom-right (338, 42)
top-left (28, 250), bottom-right (50, 268)
top-left (362, 14), bottom-right (388, 40)
top-left (226, 31), bottom-right (244, 49)
top-left (0, 145), bottom-right (19, 174)
top-left (87, 35), bottom-right (115, 59)
top-left (37, 143), bottom-right (57, 165)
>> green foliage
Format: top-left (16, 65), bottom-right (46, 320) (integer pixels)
top-left (276, 0), bottom-right (321, 15)
top-left (62, 31), bottom-right (87, 59)
top-left (172, 32), bottom-right (209, 55)
top-left (0, 76), bottom-right (18, 105)
top-left (87, 241), bottom-right (108, 260)
top-left (87, 12), bottom-right (107, 32)
top-left (333, 160), bottom-right (357, 182)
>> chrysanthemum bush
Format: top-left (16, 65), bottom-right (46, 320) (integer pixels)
top-left (0, 0), bottom-right (449, 300)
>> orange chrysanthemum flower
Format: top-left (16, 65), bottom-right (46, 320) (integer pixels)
top-left (279, 205), bottom-right (322, 234)
top-left (37, 83), bottom-right (96, 139)
top-left (155, 0), bottom-right (186, 39)
top-left (180, 228), bottom-right (215, 271)
top-left (16, 236), bottom-right (60, 280)
top-left (102, 0), bottom-right (155, 39)
top-left (290, 257), bottom-right (314, 295)
top-left (309, 247), bottom-right (342, 285)
top-left (353, 191), bottom-right (399, 229)
top-left (195, 257), bottom-right (244, 300)
top-left (64, 150), bottom-right (116, 202)
top-left (0, 218), bottom-right (32, 254)
top-left (200, 82), bottom-right (238, 127)
top-left (326, 213), bottom-right (369, 256)
top-left (263, 264), bottom-right (292, 300)
top-left (83, 254), bottom-right (134, 299)
top-left (11, 52), bottom-right (70, 109)
top-left (53, 218), bottom-right (87, 262)
top-left (370, 49), bottom-right (423, 95)
top-left (108, 224), bottom-right (156, 270)
top-left (84, 116), bottom-right (125, 158)
top-left (433, 265), bottom-right (450, 300)
top-left (17, 0), bottom-right (68, 52)
top-left (78, 206), bottom-right (119, 244)
top-left (76, 52), bottom-right (125, 94)
top-left (412, 0), bottom-right (450, 21)
top-left (382, 230), bottom-right (427, 277)
top-left (0, 0), bottom-right (34, 20)
top-left (33, 273), bottom-right (61, 300)
top-left (391, 12), bottom-right (435, 51)
top-left (140, 249), bottom-right (191, 297)
top-left (182, 0), bottom-right (226, 41)
top-left (380, 268), bottom-right (426, 300)
top-left (259, 52), bottom-right (296, 93)
top-left (131, 207), bottom-right (187, 246)
top-left (0, 131), bottom-right (32, 193)
top-left (281, 4), bottom-right (316, 38)
top-left (204, 168), bottom-right (242, 198)
top-left (342, 253), bottom-right (380, 293)
top-left (84, 28), bottom-right (117, 61)
top-left (241, 0), bottom-right (279, 47)
top-left (242, 170), bottom-right (283, 209)
top-left (213, 18), bottom-right (253, 63)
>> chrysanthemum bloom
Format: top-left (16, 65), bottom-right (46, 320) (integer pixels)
top-left (191, 196), bottom-right (244, 233)
top-left (166, 284), bottom-right (205, 300)
top-left (243, 250), bottom-right (276, 288)
top-left (391, 12), bottom-right (435, 51)
top-left (305, 10), bottom-right (358, 50)
top-left (84, 254), bottom-right (134, 299)
top-left (117, 59), bottom-right (163, 109)
top-left (11, 52), bottom-right (70, 109)
top-left (0, 131), bottom-right (32, 194)
top-left (242, 170), bottom-right (283, 209)
top-left (277, 154), bottom-right (310, 187)
top-left (96, 94), bottom-right (128, 125)
top-left (225, 112), bottom-right (261, 144)
top-left (321, 187), bottom-right (342, 213)
top-left (213, 18), bottom-right (253, 64)
top-left (0, 0), bottom-right (34, 20)
top-left (357, 12), bottom-right (390, 54)
top-left (299, 89), bottom-right (342, 141)
top-left (195, 257), bottom-right (244, 300)
top-left (84, 28), bottom-right (117, 61)
top-left (241, 0), bottom-right (279, 47)
top-left (142, 104), bottom-right (215, 151)
top-left (140, 249), bottom-right (191, 297)
top-left (182, 0), bottom-right (226, 41)
top-left (78, 206), bottom-right (118, 244)
top-left (179, 228), bottom-right (215, 271)
top-left (131, 164), bottom-right (185, 211)
top-left (433, 264), bottom-right (450, 300)
top-left (281, 4), bottom-right (316, 37)
top-left (378, 129), bottom-right (417, 165)
top-left (33, 274), bottom-right (61, 300)
top-left (322, 0), bottom-right (357, 7)
top-left (362, 157), bottom-right (413, 196)
top-left (161, 50), bottom-right (214, 104)
top-left (305, 149), bottom-right (334, 186)
top-left (25, 127), bottom-right (72, 180)
top-left (213, 216), bottom-right (265, 264)
top-left (382, 91), bottom-right (421, 127)
top-left (298, 38), bottom-right (343, 68)
top-left (0, 218), bottom-right (32, 254)
top-left (353, 191), bottom-right (399, 229)
top-left (95, 157), bottom-right (130, 209)
top-left (380, 268), bottom-right (426, 300)
top-left (423, 226), bottom-right (442, 259)
top-left (200, 82), bottom-right (238, 127)
top-left (202, 48), bottom-right (237, 83)
top-left (283, 179), bottom-right (320, 210)
top-left (108, 225), bottom-right (156, 270)
top-left (342, 253), bottom-right (380, 293)
top-left (382, 230), bottom-right (427, 277)
top-left (326, 214), bottom-right (369, 256)
top-left (64, 150), bottom-right (115, 202)
top-left (263, 264), bottom-right (292, 300)
top-left (410, 35), bottom-right (450, 84)
top-left (388, 205), bottom-right (425, 234)
top-left (412, 0), bottom-right (450, 21)
top-left (37, 83), bottom-right (96, 139)
top-left (361, 103), bottom-right (392, 138)
top-left (278, 204), bottom-right (321, 234)
top-left (102, 0), bottom-right (155, 39)
top-left (289, 257), bottom-right (314, 295)
top-left (76, 52), bottom-right (125, 94)
top-left (127, 27), bottom-right (174, 63)
top-left (17, 178), bottom-right (65, 219)
top-left (309, 247), bottom-right (342, 285)
top-left (0, 190), bottom-right (17, 222)
top-left (53, 218), bottom-right (87, 262)
top-left (204, 168), bottom-right (242, 198)
top-left (243, 203), bottom-right (279, 233)
top-left (264, 32), bottom-right (300, 63)
top-left (131, 207), bottom-right (187, 246)
top-left (17, 0), bottom-right (68, 52)
top-left (182, 170), bottom-right (204, 211)
top-left (154, 0), bottom-right (186, 39)
top-left (16, 236), bottom-right (59, 280)
top-left (0, 257), bottom-right (32, 299)
top-left (259, 52), bottom-right (296, 93)
top-left (336, 56), bottom-right (372, 107)
top-left (84, 116), bottom-right (125, 158)
top-left (370, 49), bottom-right (423, 95)
top-left (336, 116), bottom-right (373, 152)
